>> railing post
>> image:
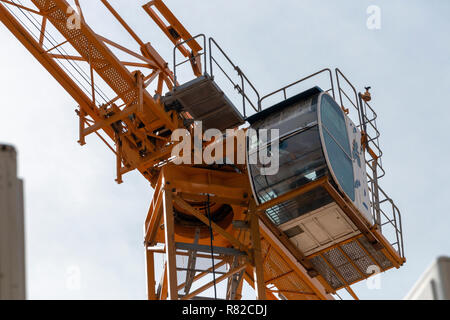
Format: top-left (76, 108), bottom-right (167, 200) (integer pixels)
top-left (162, 184), bottom-right (178, 300)
top-left (392, 204), bottom-right (401, 256)
top-left (372, 159), bottom-right (381, 228)
top-left (173, 34), bottom-right (207, 87)
top-left (241, 76), bottom-right (246, 118)
top-left (145, 248), bottom-right (157, 300)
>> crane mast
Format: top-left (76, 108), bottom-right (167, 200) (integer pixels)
top-left (0, 0), bottom-right (405, 300)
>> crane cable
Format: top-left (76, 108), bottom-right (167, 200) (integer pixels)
top-left (206, 194), bottom-right (217, 299)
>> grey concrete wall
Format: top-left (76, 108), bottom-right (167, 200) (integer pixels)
top-left (0, 144), bottom-right (26, 300)
top-left (405, 257), bottom-right (450, 300)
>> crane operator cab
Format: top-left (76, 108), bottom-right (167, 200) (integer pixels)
top-left (247, 87), bottom-right (404, 291)
top-left (248, 87), bottom-right (372, 227)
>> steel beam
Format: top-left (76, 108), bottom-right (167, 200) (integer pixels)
top-left (176, 243), bottom-right (246, 257)
top-left (145, 249), bottom-right (157, 300)
top-left (249, 201), bottom-right (266, 300)
top-left (162, 186), bottom-right (178, 300)
top-left (182, 264), bottom-right (248, 300)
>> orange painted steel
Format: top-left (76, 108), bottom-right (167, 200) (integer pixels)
top-left (0, 0), bottom-right (404, 300)
top-left (0, 0), bottom-right (184, 186)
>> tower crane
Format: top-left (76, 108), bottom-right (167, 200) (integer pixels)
top-left (0, 0), bottom-right (405, 300)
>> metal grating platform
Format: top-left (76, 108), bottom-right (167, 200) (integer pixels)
top-left (163, 75), bottom-right (245, 131)
top-left (308, 236), bottom-right (394, 290)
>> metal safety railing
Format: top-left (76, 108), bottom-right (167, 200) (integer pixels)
top-left (173, 34), bottom-right (208, 86)
top-left (173, 35), bottom-right (261, 118)
top-left (335, 68), bottom-right (404, 258)
top-left (335, 69), bottom-right (385, 179)
top-left (259, 68), bottom-right (335, 110)
top-left (368, 176), bottom-right (405, 258)
top-left (209, 38), bottom-right (261, 118)
top-left (359, 97), bottom-right (385, 178)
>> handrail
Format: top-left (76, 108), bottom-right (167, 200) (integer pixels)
top-left (260, 68), bottom-right (335, 110)
top-left (335, 68), bottom-right (402, 258)
top-left (173, 35), bottom-right (261, 118)
top-left (173, 34), bottom-right (207, 85)
top-left (335, 68), bottom-right (362, 127)
top-left (209, 37), bottom-right (261, 117)
top-left (375, 184), bottom-right (404, 258)
top-left (360, 97), bottom-right (385, 180)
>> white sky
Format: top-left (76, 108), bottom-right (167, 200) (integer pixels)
top-left (0, 0), bottom-right (449, 300)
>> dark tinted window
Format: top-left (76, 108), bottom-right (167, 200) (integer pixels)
top-left (249, 126), bottom-right (333, 225)
top-left (250, 95), bottom-right (319, 138)
top-left (320, 94), bottom-right (355, 201)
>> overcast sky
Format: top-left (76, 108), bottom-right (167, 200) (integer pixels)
top-left (0, 0), bottom-right (449, 300)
